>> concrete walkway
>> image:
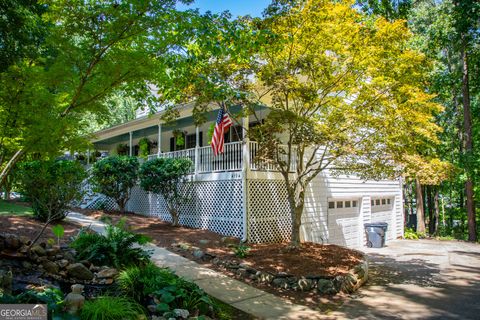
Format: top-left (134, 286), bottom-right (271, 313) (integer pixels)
top-left (67, 212), bottom-right (325, 320)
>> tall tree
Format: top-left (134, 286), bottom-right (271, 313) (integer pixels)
top-left (249, 0), bottom-right (446, 247)
top-left (410, 0), bottom-right (479, 240)
top-left (0, 0), bottom-right (195, 187)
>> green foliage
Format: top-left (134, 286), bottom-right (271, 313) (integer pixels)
top-left (80, 296), bottom-right (145, 320)
top-left (91, 156), bottom-right (139, 212)
top-left (138, 138), bottom-right (152, 159)
top-left (116, 144), bottom-right (129, 156)
top-left (51, 224), bottom-right (65, 246)
top-left (139, 157), bottom-right (192, 226)
top-left (404, 227), bottom-right (426, 240)
top-left (70, 218), bottom-right (151, 269)
top-left (233, 244), bottom-right (250, 258)
top-left (118, 263), bottom-right (215, 316)
top-left (17, 160), bottom-right (85, 222)
top-left (117, 262), bottom-right (177, 303)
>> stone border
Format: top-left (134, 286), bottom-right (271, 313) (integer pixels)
top-left (174, 243), bottom-right (369, 295)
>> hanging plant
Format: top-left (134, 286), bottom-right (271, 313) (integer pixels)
top-left (138, 137), bottom-right (151, 159)
top-left (173, 130), bottom-right (185, 147)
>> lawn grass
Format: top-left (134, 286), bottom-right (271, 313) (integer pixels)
top-left (0, 200), bottom-right (33, 216)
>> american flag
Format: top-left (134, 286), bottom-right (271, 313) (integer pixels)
top-left (211, 108), bottom-right (233, 156)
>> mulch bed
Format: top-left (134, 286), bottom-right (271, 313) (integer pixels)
top-left (0, 215), bottom-right (81, 246)
top-left (75, 208), bottom-right (364, 310)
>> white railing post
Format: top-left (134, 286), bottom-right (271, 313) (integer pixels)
top-left (157, 124), bottom-right (162, 157)
top-left (195, 126), bottom-right (200, 175)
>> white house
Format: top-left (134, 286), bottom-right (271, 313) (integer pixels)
top-left (86, 103), bottom-right (404, 248)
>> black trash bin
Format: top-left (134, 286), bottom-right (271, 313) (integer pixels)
top-left (364, 222), bottom-right (388, 248)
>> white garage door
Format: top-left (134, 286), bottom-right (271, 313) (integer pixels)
top-left (371, 197), bottom-right (395, 240)
top-left (327, 199), bottom-right (361, 248)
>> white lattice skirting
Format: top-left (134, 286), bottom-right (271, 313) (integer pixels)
top-left (86, 179), bottom-right (245, 239)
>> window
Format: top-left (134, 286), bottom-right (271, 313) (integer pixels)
top-left (387, 199), bottom-right (391, 205)
top-left (376, 199), bottom-right (380, 206)
top-left (345, 201), bottom-right (351, 208)
top-left (371, 200), bottom-right (375, 206)
top-left (336, 201), bottom-right (343, 208)
top-left (382, 199), bottom-right (386, 205)
top-left (328, 202), bottom-right (335, 209)
top-left (352, 201), bottom-right (357, 207)
top-left (186, 134), bottom-right (196, 149)
top-left (231, 126), bottom-right (243, 142)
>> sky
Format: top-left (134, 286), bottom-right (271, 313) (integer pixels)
top-left (177, 0), bottom-right (272, 17)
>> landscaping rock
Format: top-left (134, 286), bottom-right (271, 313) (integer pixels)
top-left (46, 248), bottom-right (59, 256)
top-left (272, 278), bottom-right (289, 289)
top-left (67, 263), bottom-right (94, 280)
top-left (173, 309), bottom-right (189, 319)
top-left (337, 274), bottom-right (358, 293)
top-left (31, 244), bottom-right (46, 256)
top-left (147, 305), bottom-right (157, 313)
top-left (96, 268), bottom-right (118, 279)
top-left (57, 259), bottom-right (70, 269)
top-left (317, 279), bottom-right (337, 295)
top-left (21, 261), bottom-right (32, 270)
top-left (236, 268), bottom-right (248, 278)
top-left (192, 249), bottom-right (204, 259)
top-left (256, 271), bottom-right (274, 284)
top-left (198, 239), bottom-right (210, 245)
top-left (220, 237), bottom-right (238, 246)
top-left (297, 278), bottom-right (314, 291)
top-left (43, 261), bottom-right (59, 274)
top-left (63, 251), bottom-right (75, 263)
top-left (4, 234), bottom-right (21, 250)
top-left (79, 260), bottom-right (91, 268)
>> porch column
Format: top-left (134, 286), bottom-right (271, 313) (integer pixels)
top-left (194, 126), bottom-right (200, 174)
top-left (157, 124), bottom-right (162, 156)
top-left (129, 131), bottom-right (133, 156)
top-left (241, 112), bottom-right (250, 242)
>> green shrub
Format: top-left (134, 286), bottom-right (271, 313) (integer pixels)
top-left (233, 244), bottom-right (250, 258)
top-left (118, 263), bottom-right (214, 316)
top-left (80, 296), bottom-right (145, 320)
top-left (70, 218), bottom-right (151, 268)
top-left (404, 227), bottom-right (425, 240)
top-left (17, 160), bottom-right (86, 222)
top-left (139, 157), bottom-right (192, 226)
top-left (138, 137), bottom-right (152, 159)
top-left (91, 156), bottom-right (139, 212)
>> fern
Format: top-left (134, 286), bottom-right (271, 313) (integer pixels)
top-left (81, 296), bottom-right (145, 320)
top-left (70, 218), bottom-right (151, 268)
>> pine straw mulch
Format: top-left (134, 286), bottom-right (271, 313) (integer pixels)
top-left (75, 208), bottom-right (364, 311)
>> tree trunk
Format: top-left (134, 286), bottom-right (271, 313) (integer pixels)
top-left (0, 149), bottom-right (25, 189)
top-left (434, 188), bottom-right (440, 236)
top-left (461, 36), bottom-right (477, 242)
top-left (416, 179), bottom-right (426, 233)
top-left (170, 209), bottom-right (179, 227)
top-left (288, 189), bottom-right (305, 248)
top-left (427, 186), bottom-right (435, 235)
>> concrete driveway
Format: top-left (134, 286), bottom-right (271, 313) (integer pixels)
top-left (330, 239), bottom-right (480, 320)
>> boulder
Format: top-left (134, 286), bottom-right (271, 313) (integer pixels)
top-left (67, 263), bottom-right (94, 280)
top-left (96, 268), bottom-right (118, 279)
top-left (57, 259), bottom-right (70, 269)
top-left (297, 278), bottom-right (314, 291)
top-left (256, 271), bottom-right (274, 284)
top-left (317, 279), bottom-right (337, 295)
top-left (4, 234), bottom-right (21, 250)
top-left (236, 268), bottom-right (248, 278)
top-left (0, 269), bottom-right (13, 295)
top-left (173, 309), bottom-right (190, 319)
top-left (43, 261), bottom-right (60, 274)
top-left (192, 249), bottom-right (204, 259)
top-left (63, 251), bottom-right (76, 263)
top-left (272, 277), bottom-right (289, 289)
top-left (31, 244), bottom-right (46, 257)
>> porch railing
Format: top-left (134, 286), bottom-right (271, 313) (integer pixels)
top-left (146, 140), bottom-right (296, 174)
top-left (249, 141), bottom-right (297, 172)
